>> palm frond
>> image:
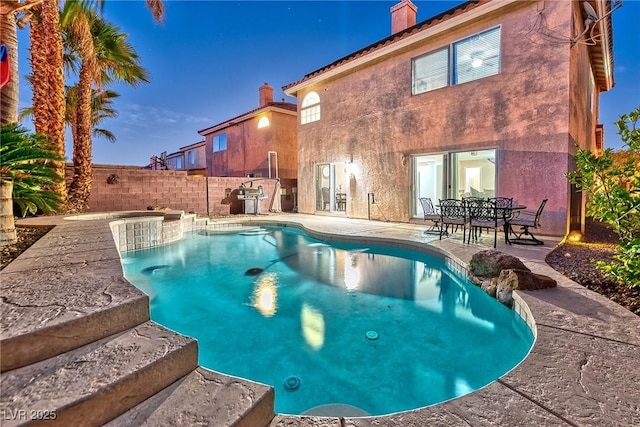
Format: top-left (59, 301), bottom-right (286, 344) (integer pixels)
top-left (0, 124), bottom-right (64, 216)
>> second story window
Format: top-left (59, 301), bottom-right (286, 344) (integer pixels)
top-left (413, 47), bottom-right (449, 94)
top-left (176, 156), bottom-right (184, 170)
top-left (188, 150), bottom-right (195, 166)
top-left (453, 27), bottom-right (501, 85)
top-left (412, 26), bottom-right (501, 94)
top-left (301, 91), bottom-right (320, 124)
top-left (213, 133), bottom-right (227, 152)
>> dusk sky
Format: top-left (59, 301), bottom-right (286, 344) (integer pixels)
top-left (15, 1), bottom-right (640, 166)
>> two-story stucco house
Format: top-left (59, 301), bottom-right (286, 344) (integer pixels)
top-left (164, 140), bottom-right (207, 175)
top-left (198, 83), bottom-right (298, 181)
top-left (284, 0), bottom-right (615, 236)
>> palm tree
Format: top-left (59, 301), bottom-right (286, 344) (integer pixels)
top-left (65, 9), bottom-right (149, 211)
top-left (2, 0), bottom-right (165, 209)
top-left (65, 87), bottom-right (119, 144)
top-left (0, 0), bottom-right (39, 125)
top-left (0, 123), bottom-right (63, 245)
top-left (27, 0), bottom-right (67, 203)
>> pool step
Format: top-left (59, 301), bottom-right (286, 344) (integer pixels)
top-left (0, 222), bottom-right (151, 372)
top-left (106, 367), bottom-right (275, 427)
top-left (0, 321), bottom-right (198, 427)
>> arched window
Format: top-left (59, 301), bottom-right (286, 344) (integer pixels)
top-left (257, 116), bottom-right (270, 129)
top-left (301, 91), bottom-right (320, 124)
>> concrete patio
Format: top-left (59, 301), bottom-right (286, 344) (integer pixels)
top-left (1, 212), bottom-right (638, 426)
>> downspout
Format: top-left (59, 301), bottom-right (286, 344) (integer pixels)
top-left (267, 151), bottom-right (278, 179)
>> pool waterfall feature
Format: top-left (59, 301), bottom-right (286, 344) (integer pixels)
top-left (112, 213), bottom-right (535, 417)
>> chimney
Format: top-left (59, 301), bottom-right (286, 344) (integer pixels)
top-left (259, 82), bottom-right (274, 107)
top-left (390, 0), bottom-right (417, 34)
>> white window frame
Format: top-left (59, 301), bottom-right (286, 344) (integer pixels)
top-left (412, 26), bottom-right (501, 95)
top-left (412, 47), bottom-right (449, 95)
top-left (452, 26), bottom-right (501, 85)
top-left (301, 91), bottom-right (321, 124)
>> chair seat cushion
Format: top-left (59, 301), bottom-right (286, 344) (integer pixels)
top-left (442, 218), bottom-right (466, 225)
top-left (510, 218), bottom-right (535, 227)
top-left (471, 219), bottom-right (505, 227)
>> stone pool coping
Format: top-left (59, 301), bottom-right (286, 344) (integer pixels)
top-left (7, 212), bottom-right (640, 426)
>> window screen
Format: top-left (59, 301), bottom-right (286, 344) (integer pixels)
top-left (453, 27), bottom-right (501, 85)
top-left (412, 48), bottom-right (449, 94)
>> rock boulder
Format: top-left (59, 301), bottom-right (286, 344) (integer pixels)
top-left (469, 250), bottom-right (530, 278)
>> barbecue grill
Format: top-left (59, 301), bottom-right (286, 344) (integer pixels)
top-left (237, 184), bottom-right (267, 215)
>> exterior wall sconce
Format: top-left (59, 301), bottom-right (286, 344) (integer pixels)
top-left (401, 154), bottom-right (407, 166)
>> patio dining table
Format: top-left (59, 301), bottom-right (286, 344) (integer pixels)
top-left (498, 204), bottom-right (526, 244)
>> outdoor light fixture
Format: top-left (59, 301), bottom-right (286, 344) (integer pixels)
top-left (567, 230), bottom-right (583, 242)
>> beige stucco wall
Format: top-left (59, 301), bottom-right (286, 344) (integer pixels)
top-left (294, 0), bottom-right (581, 236)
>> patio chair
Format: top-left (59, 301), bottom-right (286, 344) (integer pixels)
top-left (438, 199), bottom-right (468, 242)
top-left (489, 197), bottom-right (514, 221)
top-left (419, 197), bottom-right (441, 234)
top-left (468, 199), bottom-right (506, 248)
top-left (508, 199), bottom-right (548, 245)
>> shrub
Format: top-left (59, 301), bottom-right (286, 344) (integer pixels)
top-left (567, 106), bottom-right (640, 287)
top-left (0, 123), bottom-right (64, 216)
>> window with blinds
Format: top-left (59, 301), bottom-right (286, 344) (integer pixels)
top-left (412, 47), bottom-right (449, 95)
top-left (412, 26), bottom-right (501, 94)
top-left (453, 27), bottom-right (501, 85)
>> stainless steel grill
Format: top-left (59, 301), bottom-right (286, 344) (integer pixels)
top-left (238, 185), bottom-right (267, 215)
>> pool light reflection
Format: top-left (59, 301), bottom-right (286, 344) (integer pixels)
top-left (301, 303), bottom-right (325, 350)
top-left (252, 273), bottom-right (278, 317)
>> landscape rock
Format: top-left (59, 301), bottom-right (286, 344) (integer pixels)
top-left (480, 279), bottom-right (498, 297)
top-left (497, 269), bottom-right (557, 291)
top-left (496, 287), bottom-right (514, 307)
top-left (469, 250), bottom-right (530, 278)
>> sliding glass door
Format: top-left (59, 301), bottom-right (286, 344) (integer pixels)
top-left (315, 163), bottom-right (348, 213)
top-left (412, 154), bottom-right (445, 218)
top-left (451, 149), bottom-right (496, 199)
top-left (411, 149), bottom-right (496, 219)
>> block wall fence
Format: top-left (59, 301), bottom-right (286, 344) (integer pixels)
top-left (66, 165), bottom-right (296, 215)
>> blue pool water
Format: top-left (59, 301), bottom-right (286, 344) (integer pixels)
top-left (121, 226), bottom-right (534, 416)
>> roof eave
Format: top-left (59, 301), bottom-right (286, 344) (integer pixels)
top-left (197, 104), bottom-right (297, 136)
top-left (284, 0), bottom-right (520, 96)
top-left (590, 0), bottom-right (614, 92)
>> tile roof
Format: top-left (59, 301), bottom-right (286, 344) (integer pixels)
top-left (197, 101), bottom-right (297, 135)
top-left (283, 0), bottom-right (615, 93)
top-left (283, 0), bottom-right (486, 92)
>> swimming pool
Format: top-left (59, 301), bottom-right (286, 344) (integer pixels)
top-left (121, 225), bottom-right (534, 416)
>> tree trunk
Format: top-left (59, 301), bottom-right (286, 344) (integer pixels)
top-left (31, 0), bottom-right (67, 204)
top-left (0, 1), bottom-right (19, 125)
top-left (0, 180), bottom-right (17, 246)
top-left (68, 64), bottom-right (94, 212)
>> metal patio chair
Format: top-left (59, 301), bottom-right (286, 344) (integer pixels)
top-left (419, 197), bottom-right (441, 234)
top-left (509, 199), bottom-right (548, 245)
top-left (468, 198), bottom-right (506, 248)
top-left (438, 199), bottom-right (468, 242)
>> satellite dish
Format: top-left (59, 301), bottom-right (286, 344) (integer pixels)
top-left (583, 2), bottom-right (599, 22)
